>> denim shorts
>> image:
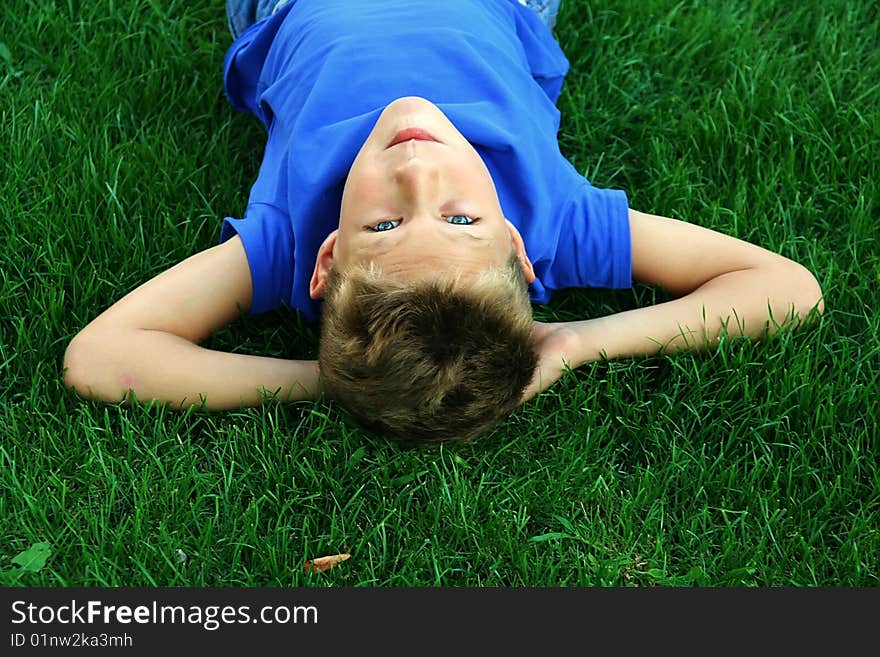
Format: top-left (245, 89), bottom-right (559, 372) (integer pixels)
top-left (226, 0), bottom-right (563, 41)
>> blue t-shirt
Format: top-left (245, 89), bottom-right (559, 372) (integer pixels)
top-left (220, 0), bottom-right (632, 323)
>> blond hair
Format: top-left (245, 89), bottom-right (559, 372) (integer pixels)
top-left (318, 254), bottom-right (536, 446)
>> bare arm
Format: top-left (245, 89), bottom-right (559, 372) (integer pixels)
top-left (522, 209), bottom-right (825, 401)
top-left (63, 236), bottom-right (320, 410)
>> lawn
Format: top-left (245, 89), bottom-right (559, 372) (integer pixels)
top-left (1, 0), bottom-right (877, 586)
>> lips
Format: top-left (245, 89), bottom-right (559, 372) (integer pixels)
top-left (387, 128), bottom-right (439, 148)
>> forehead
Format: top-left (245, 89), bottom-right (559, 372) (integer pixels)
top-left (364, 251), bottom-right (493, 282)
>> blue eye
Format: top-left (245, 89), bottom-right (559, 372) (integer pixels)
top-left (371, 220), bottom-right (401, 232)
top-left (369, 215), bottom-right (477, 231)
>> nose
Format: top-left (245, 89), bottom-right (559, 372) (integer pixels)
top-left (392, 152), bottom-right (440, 208)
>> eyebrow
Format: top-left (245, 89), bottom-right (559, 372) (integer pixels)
top-left (368, 225), bottom-right (488, 241)
top-left (358, 223), bottom-right (489, 257)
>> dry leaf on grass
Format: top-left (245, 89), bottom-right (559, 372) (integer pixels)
top-left (303, 553), bottom-right (351, 572)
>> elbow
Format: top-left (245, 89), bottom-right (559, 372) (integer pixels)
top-left (63, 328), bottom-right (119, 401)
top-left (788, 263), bottom-right (825, 323)
top-left (62, 331), bottom-right (93, 398)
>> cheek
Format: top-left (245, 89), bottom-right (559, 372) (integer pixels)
top-left (341, 163), bottom-right (375, 213)
top-left (342, 184), bottom-right (378, 222)
top-left (451, 151), bottom-right (496, 190)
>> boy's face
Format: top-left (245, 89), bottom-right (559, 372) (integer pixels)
top-left (310, 96), bottom-right (534, 298)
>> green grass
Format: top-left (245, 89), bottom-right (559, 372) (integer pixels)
top-left (1, 0), bottom-right (877, 587)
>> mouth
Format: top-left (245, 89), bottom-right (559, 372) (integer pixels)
top-left (386, 128), bottom-right (440, 149)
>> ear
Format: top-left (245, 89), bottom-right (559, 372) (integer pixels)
top-left (309, 229), bottom-right (339, 299)
top-left (505, 219), bottom-right (536, 283)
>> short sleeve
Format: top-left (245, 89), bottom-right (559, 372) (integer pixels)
top-left (218, 116), bottom-right (294, 315)
top-left (545, 182), bottom-right (632, 290)
top-left (221, 203), bottom-right (294, 315)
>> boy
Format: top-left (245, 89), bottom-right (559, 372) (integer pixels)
top-left (62, 0), bottom-right (825, 445)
